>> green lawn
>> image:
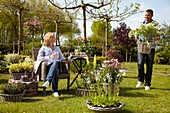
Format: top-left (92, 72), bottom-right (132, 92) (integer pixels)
top-left (0, 62), bottom-right (170, 113)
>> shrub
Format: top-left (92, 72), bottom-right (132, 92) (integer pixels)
top-left (0, 60), bottom-right (7, 73)
top-left (5, 54), bottom-right (22, 64)
top-left (154, 45), bottom-right (170, 64)
top-left (8, 62), bottom-right (33, 74)
top-left (106, 49), bottom-right (123, 62)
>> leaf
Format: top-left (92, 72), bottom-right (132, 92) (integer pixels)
top-left (93, 54), bottom-right (96, 69)
top-left (86, 55), bottom-right (89, 65)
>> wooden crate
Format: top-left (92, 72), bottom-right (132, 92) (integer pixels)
top-left (8, 79), bottom-right (38, 97)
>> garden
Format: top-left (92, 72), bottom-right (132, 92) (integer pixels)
top-left (0, 0), bottom-right (170, 113)
top-left (0, 62), bottom-right (170, 113)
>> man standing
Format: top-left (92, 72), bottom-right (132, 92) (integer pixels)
top-left (136, 9), bottom-right (160, 90)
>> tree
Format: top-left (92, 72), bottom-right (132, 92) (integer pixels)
top-left (29, 0), bottom-right (80, 46)
top-left (91, 20), bottom-right (112, 56)
top-left (0, 0), bottom-right (81, 54)
top-left (158, 23), bottom-right (170, 46)
top-left (112, 22), bottom-right (136, 62)
top-left (48, 0), bottom-right (113, 42)
top-left (0, 0), bottom-right (30, 54)
top-left (88, 0), bottom-right (142, 56)
top-left (154, 23), bottom-right (170, 64)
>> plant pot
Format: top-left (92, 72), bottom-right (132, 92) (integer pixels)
top-left (137, 42), bottom-right (153, 54)
top-left (102, 83), bottom-right (120, 96)
top-left (11, 72), bottom-right (31, 80)
top-left (11, 72), bottom-right (25, 80)
top-left (86, 100), bottom-right (125, 112)
top-left (76, 88), bottom-right (97, 96)
top-left (0, 93), bottom-right (24, 102)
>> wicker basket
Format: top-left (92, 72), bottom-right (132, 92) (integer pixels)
top-left (11, 72), bottom-right (31, 80)
top-left (86, 100), bottom-right (125, 112)
top-left (137, 42), bottom-right (153, 54)
top-left (0, 93), bottom-right (24, 102)
top-left (11, 73), bottom-right (25, 80)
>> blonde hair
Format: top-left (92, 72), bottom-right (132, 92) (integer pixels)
top-left (43, 32), bottom-right (55, 46)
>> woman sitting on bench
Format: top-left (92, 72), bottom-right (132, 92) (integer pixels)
top-left (37, 32), bottom-right (65, 97)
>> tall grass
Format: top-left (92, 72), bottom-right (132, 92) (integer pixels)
top-left (0, 62), bottom-right (170, 113)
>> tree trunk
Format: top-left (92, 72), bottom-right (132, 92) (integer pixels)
top-left (126, 49), bottom-right (128, 62)
top-left (105, 19), bottom-right (109, 56)
top-left (83, 6), bottom-right (87, 44)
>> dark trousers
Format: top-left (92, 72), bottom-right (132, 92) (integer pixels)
top-left (137, 49), bottom-right (155, 86)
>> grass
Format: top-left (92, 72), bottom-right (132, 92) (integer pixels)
top-left (0, 62), bottom-right (170, 113)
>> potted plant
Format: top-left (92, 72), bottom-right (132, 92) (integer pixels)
top-left (86, 88), bottom-right (125, 112)
top-left (0, 82), bottom-right (26, 102)
top-left (76, 55), bottom-right (123, 96)
top-left (84, 57), bottom-right (125, 112)
top-left (5, 53), bottom-right (22, 64)
top-left (76, 55), bottom-right (99, 96)
top-left (8, 62), bottom-right (33, 80)
top-left (86, 87), bottom-right (125, 112)
top-left (76, 35), bottom-right (94, 57)
top-left (128, 22), bottom-right (161, 54)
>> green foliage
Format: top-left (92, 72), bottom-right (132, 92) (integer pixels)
top-left (79, 45), bottom-right (94, 56)
top-left (153, 23), bottom-right (170, 64)
top-left (99, 59), bottom-right (123, 84)
top-left (91, 84), bottom-right (119, 107)
top-left (77, 56), bottom-right (123, 90)
top-left (91, 20), bottom-right (112, 46)
top-left (0, 63), bottom-right (170, 113)
top-left (76, 55), bottom-right (99, 89)
top-left (91, 20), bottom-right (111, 37)
top-left (5, 54), bottom-right (22, 64)
top-left (0, 44), bottom-right (13, 54)
top-left (96, 56), bottom-right (105, 65)
top-left (129, 22), bottom-right (161, 42)
top-left (25, 42), bottom-right (42, 55)
top-left (0, 0), bottom-right (80, 49)
top-left (8, 62), bottom-right (33, 74)
top-left (0, 61), bottom-right (7, 72)
top-left (155, 45), bottom-right (170, 64)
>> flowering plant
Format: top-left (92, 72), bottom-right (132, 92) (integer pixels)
top-left (86, 58), bottom-right (123, 108)
top-left (128, 22), bottom-right (161, 42)
top-left (1, 82), bottom-right (25, 94)
top-left (77, 55), bottom-right (99, 89)
top-left (76, 36), bottom-right (94, 55)
top-left (77, 56), bottom-right (123, 89)
top-left (99, 59), bottom-right (122, 84)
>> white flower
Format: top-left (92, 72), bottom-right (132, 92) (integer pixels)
top-left (86, 77), bottom-right (91, 84)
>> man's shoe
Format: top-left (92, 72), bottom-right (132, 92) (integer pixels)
top-left (136, 81), bottom-right (143, 88)
top-left (43, 81), bottom-right (50, 88)
top-left (53, 92), bottom-right (59, 97)
top-left (145, 86), bottom-right (150, 90)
